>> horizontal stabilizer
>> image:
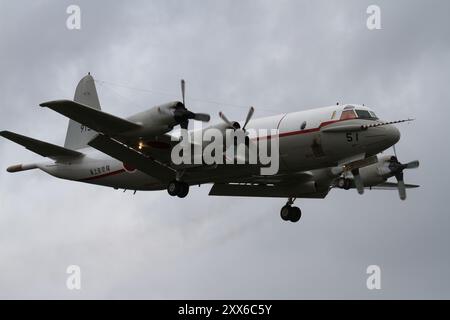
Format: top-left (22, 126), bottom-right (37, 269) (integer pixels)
top-left (88, 134), bottom-right (175, 182)
top-left (0, 131), bottom-right (83, 160)
top-left (40, 100), bottom-right (141, 136)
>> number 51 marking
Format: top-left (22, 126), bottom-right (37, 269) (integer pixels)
top-left (346, 132), bottom-right (359, 143)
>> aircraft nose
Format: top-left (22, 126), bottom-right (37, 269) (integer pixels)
top-left (385, 124), bottom-right (401, 146)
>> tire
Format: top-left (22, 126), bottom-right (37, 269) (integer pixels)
top-left (167, 181), bottom-right (181, 196)
top-left (289, 207), bottom-right (302, 223)
top-left (177, 183), bottom-right (189, 198)
top-left (337, 178), bottom-right (346, 189)
top-left (344, 179), bottom-right (351, 190)
top-left (280, 205), bottom-right (291, 221)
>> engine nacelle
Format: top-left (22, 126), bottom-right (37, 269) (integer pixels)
top-left (126, 102), bottom-right (182, 138)
top-left (358, 155), bottom-right (397, 186)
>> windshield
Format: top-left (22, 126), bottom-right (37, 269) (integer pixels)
top-left (355, 109), bottom-right (378, 120)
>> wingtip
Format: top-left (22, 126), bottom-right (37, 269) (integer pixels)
top-left (0, 130), bottom-right (10, 137)
top-left (39, 101), bottom-right (52, 108)
top-left (39, 99), bottom-right (72, 108)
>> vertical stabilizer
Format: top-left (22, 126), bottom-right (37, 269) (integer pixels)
top-left (64, 73), bottom-right (101, 150)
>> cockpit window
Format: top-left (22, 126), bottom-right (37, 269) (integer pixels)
top-left (340, 110), bottom-right (357, 120)
top-left (356, 109), bottom-right (378, 120)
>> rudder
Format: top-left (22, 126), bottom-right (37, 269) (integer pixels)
top-left (64, 73), bottom-right (101, 150)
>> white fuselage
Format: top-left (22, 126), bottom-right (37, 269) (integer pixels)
top-left (36, 104), bottom-right (400, 191)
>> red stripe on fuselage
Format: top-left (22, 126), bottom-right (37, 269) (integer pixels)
top-left (255, 119), bottom-right (343, 140)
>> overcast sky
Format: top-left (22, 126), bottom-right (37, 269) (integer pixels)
top-left (0, 0), bottom-right (449, 299)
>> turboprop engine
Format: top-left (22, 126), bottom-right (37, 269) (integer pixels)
top-left (125, 80), bottom-right (210, 138)
top-left (338, 155), bottom-right (419, 200)
top-left (126, 101), bottom-right (209, 137)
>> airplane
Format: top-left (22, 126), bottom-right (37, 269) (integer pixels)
top-left (0, 74), bottom-right (419, 223)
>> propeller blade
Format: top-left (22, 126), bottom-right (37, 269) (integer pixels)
top-left (397, 180), bottom-right (407, 200)
top-left (242, 106), bottom-right (255, 130)
top-left (180, 120), bottom-right (189, 130)
top-left (193, 113), bottom-right (211, 122)
top-left (405, 160), bottom-right (420, 169)
top-left (395, 172), bottom-right (407, 200)
top-left (181, 79), bottom-right (186, 106)
top-left (219, 111), bottom-right (235, 128)
top-left (352, 169), bottom-right (365, 195)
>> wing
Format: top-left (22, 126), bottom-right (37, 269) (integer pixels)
top-left (209, 182), bottom-right (329, 199)
top-left (40, 99), bottom-right (180, 163)
top-left (88, 134), bottom-right (176, 182)
top-left (40, 100), bottom-right (141, 135)
top-left (367, 182), bottom-right (420, 190)
top-left (208, 171), bottom-right (330, 199)
top-left (0, 130), bottom-right (83, 160)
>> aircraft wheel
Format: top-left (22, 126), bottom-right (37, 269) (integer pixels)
top-left (167, 181), bottom-right (181, 196)
top-left (289, 206), bottom-right (302, 223)
top-left (337, 178), bottom-right (351, 190)
top-left (280, 205), bottom-right (291, 221)
top-left (344, 179), bottom-right (351, 190)
top-left (177, 183), bottom-right (190, 198)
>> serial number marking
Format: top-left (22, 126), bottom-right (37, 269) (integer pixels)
top-left (89, 165), bottom-right (110, 176)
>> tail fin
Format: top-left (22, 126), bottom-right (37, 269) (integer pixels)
top-left (64, 73), bottom-right (101, 150)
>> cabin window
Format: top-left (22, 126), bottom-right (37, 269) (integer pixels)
top-left (300, 121), bottom-right (307, 130)
top-left (340, 110), bottom-right (357, 120)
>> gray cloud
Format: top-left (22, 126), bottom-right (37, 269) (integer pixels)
top-left (0, 0), bottom-right (449, 299)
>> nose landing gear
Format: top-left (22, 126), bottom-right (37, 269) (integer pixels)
top-left (280, 198), bottom-right (302, 223)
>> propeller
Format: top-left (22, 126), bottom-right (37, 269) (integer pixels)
top-left (218, 107), bottom-right (256, 163)
top-left (219, 106), bottom-right (255, 132)
top-left (351, 169), bottom-right (365, 195)
top-left (181, 79), bottom-right (186, 106)
top-left (173, 79), bottom-right (210, 129)
top-left (388, 155), bottom-right (420, 200)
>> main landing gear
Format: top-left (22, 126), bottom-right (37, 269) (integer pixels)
top-left (167, 180), bottom-right (190, 198)
top-left (336, 177), bottom-right (352, 190)
top-left (280, 198), bottom-right (302, 223)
